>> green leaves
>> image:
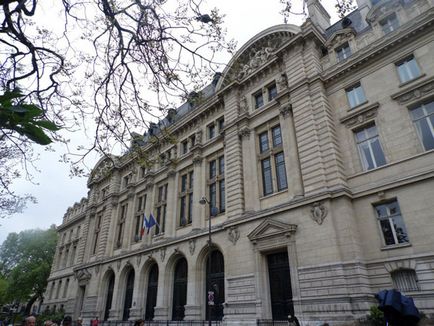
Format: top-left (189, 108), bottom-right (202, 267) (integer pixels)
top-left (0, 90), bottom-right (60, 145)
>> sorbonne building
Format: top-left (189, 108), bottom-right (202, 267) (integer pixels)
top-left (43, 0), bottom-right (434, 324)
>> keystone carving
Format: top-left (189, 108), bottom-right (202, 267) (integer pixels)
top-left (160, 247), bottom-right (167, 262)
top-left (189, 239), bottom-right (196, 255)
top-left (310, 202), bottom-right (328, 225)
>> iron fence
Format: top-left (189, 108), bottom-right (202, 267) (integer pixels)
top-left (98, 321), bottom-right (221, 326)
top-left (256, 320), bottom-right (291, 326)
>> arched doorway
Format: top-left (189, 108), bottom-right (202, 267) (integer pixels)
top-left (172, 257), bottom-right (187, 321)
top-left (122, 269), bottom-right (135, 321)
top-left (145, 264), bottom-right (158, 320)
top-left (103, 272), bottom-right (115, 321)
top-left (206, 249), bottom-right (225, 321)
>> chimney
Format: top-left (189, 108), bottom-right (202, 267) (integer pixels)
top-left (307, 0), bottom-right (331, 33)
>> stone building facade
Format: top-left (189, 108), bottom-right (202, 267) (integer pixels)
top-left (43, 0), bottom-right (434, 324)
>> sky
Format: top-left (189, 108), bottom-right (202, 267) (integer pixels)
top-left (0, 0), bottom-right (341, 243)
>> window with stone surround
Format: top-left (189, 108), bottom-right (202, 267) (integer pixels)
top-left (155, 183), bottom-right (168, 235)
top-left (179, 170), bottom-right (194, 226)
top-left (116, 203), bottom-right (128, 248)
top-left (258, 124), bottom-right (288, 196)
top-left (181, 140), bottom-right (188, 155)
top-left (63, 278), bottom-right (69, 298)
top-left (254, 90), bottom-right (264, 109)
top-left (208, 154), bottom-right (225, 213)
top-left (208, 123), bottom-right (216, 140)
top-left (346, 82), bottom-right (367, 109)
top-left (409, 100), bottom-right (434, 151)
top-left (396, 55), bottom-right (421, 83)
top-left (335, 42), bottom-right (352, 62)
top-left (92, 214), bottom-right (102, 255)
top-left (354, 124), bottom-right (386, 170)
top-left (267, 83), bottom-right (278, 101)
top-left (391, 269), bottom-right (419, 292)
top-left (56, 280), bottom-right (62, 299)
top-left (380, 13), bottom-right (399, 34)
top-left (134, 194), bottom-right (147, 241)
top-left (374, 200), bottom-right (409, 246)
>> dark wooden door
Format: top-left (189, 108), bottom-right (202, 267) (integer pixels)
top-left (267, 252), bottom-right (293, 320)
top-left (172, 258), bottom-right (187, 321)
top-left (145, 264), bottom-right (158, 320)
top-left (122, 270), bottom-right (135, 321)
top-left (104, 274), bottom-right (114, 321)
top-left (206, 250), bottom-right (225, 321)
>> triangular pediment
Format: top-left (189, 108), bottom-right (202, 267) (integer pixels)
top-left (248, 219), bottom-right (297, 243)
top-left (326, 28), bottom-right (356, 49)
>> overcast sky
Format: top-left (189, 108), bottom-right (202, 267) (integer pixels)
top-left (0, 0), bottom-right (340, 243)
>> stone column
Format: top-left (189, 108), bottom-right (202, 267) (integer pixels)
top-left (184, 259), bottom-right (201, 320)
top-left (153, 261), bottom-right (169, 320)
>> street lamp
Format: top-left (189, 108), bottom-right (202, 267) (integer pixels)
top-left (199, 196), bottom-right (218, 326)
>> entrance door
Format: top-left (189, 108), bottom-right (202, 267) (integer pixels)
top-left (122, 270), bottom-right (135, 321)
top-left (206, 250), bottom-right (225, 321)
top-left (145, 264), bottom-right (158, 320)
top-left (267, 251), bottom-right (293, 320)
top-left (172, 258), bottom-right (187, 320)
top-left (104, 274), bottom-right (115, 321)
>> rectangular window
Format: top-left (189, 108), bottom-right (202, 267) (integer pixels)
top-left (396, 56), bottom-right (421, 83)
top-left (179, 171), bottom-right (194, 226)
top-left (116, 203), bottom-right (128, 247)
top-left (268, 83), bottom-right (278, 101)
top-left (92, 214), bottom-right (102, 255)
top-left (374, 200), bottom-right (409, 246)
top-left (155, 184), bottom-right (167, 235)
top-left (208, 155), bottom-right (225, 213)
top-left (336, 42), bottom-right (352, 62)
top-left (218, 117), bottom-right (225, 132)
top-left (380, 14), bottom-right (399, 34)
top-left (255, 91), bottom-right (264, 109)
top-left (63, 279), bottom-right (69, 298)
top-left (258, 124), bottom-right (288, 196)
top-left (410, 101), bottom-right (434, 151)
top-left (346, 83), bottom-right (366, 108)
top-left (208, 123), bottom-right (215, 139)
top-left (181, 140), bottom-right (188, 154)
top-left (355, 124), bottom-right (386, 170)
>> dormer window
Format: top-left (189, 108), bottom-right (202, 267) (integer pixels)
top-left (335, 42), bottom-right (352, 62)
top-left (380, 14), bottom-right (399, 34)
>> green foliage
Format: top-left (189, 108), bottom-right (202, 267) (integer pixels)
top-left (367, 306), bottom-right (385, 326)
top-left (38, 307), bottom-right (65, 324)
top-left (0, 227), bottom-right (58, 307)
top-left (0, 276), bottom-right (8, 306)
top-left (0, 90), bottom-right (60, 145)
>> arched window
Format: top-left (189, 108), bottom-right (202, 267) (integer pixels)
top-left (392, 269), bottom-right (419, 292)
top-left (145, 264), bottom-right (159, 321)
top-left (103, 273), bottom-right (115, 321)
top-left (172, 258), bottom-right (188, 321)
top-left (206, 250), bottom-right (225, 321)
top-left (122, 269), bottom-right (135, 321)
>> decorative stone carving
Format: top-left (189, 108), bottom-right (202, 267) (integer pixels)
top-left (237, 46), bottom-right (275, 80)
top-left (90, 159), bottom-right (114, 183)
top-left (238, 96), bottom-right (249, 115)
top-left (195, 129), bottom-right (203, 144)
top-left (160, 247), bottom-right (167, 262)
top-left (116, 260), bottom-right (121, 271)
top-left (366, 0), bottom-right (401, 23)
top-left (193, 154), bottom-right (203, 165)
top-left (279, 104), bottom-right (292, 118)
top-left (310, 202), bottom-right (328, 225)
top-left (340, 103), bottom-right (379, 128)
top-left (277, 73), bottom-right (288, 91)
top-left (228, 227), bottom-right (240, 245)
top-left (74, 269), bottom-right (92, 284)
top-left (238, 127), bottom-right (251, 139)
top-left (95, 265), bottom-right (100, 274)
top-left (392, 78), bottom-right (434, 104)
top-left (136, 255), bottom-right (142, 265)
top-left (189, 239), bottom-right (196, 255)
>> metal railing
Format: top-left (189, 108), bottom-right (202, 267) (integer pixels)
top-left (99, 321), bottom-right (221, 326)
top-left (256, 320), bottom-right (291, 326)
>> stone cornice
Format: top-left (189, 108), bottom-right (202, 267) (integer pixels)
top-left (390, 75), bottom-right (434, 104)
top-left (339, 102), bottom-right (380, 128)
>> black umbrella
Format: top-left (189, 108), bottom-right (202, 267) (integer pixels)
top-left (375, 289), bottom-right (420, 326)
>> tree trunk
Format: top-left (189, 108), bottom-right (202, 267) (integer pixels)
top-left (25, 294), bottom-right (39, 315)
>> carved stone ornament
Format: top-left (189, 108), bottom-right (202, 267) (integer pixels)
top-left (116, 260), bottom-right (121, 271)
top-left (238, 96), bottom-right (249, 115)
top-left (90, 159), bottom-right (114, 183)
top-left (95, 265), bottom-right (100, 274)
top-left (237, 45), bottom-right (276, 80)
top-left (160, 247), bottom-right (167, 262)
top-left (392, 78), bottom-right (434, 104)
top-left (310, 202), bottom-right (328, 225)
top-left (74, 269), bottom-right (92, 283)
top-left (193, 154), bottom-right (203, 165)
top-left (189, 239), bottom-right (196, 255)
top-left (228, 227), bottom-right (240, 245)
top-left (136, 254), bottom-right (142, 266)
top-left (277, 73), bottom-right (288, 91)
top-left (279, 104), bottom-right (292, 118)
top-left (238, 127), bottom-right (251, 139)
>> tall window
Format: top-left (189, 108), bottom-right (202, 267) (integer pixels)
top-left (409, 100), bottom-right (434, 151)
top-left (155, 184), bottom-right (168, 235)
top-left (396, 56), bottom-right (421, 83)
top-left (179, 171), bottom-right (194, 226)
top-left (116, 203), bottom-right (128, 248)
top-left (181, 140), bottom-right (188, 155)
top-left (134, 194), bottom-right (147, 241)
top-left (268, 83), bottom-right (277, 101)
top-left (380, 14), bottom-right (399, 34)
top-left (70, 245), bottom-right (77, 266)
top-left (355, 124), bottom-right (386, 170)
top-left (208, 155), bottom-right (225, 213)
top-left (254, 91), bottom-right (264, 109)
top-left (374, 200), bottom-right (409, 246)
top-left (336, 42), bottom-right (352, 62)
top-left (208, 123), bottom-right (215, 139)
top-left (92, 214), bottom-right (102, 255)
top-left (346, 83), bottom-right (366, 108)
top-left (56, 280), bottom-right (62, 299)
top-left (63, 278), bottom-right (69, 298)
top-left (258, 125), bottom-right (288, 196)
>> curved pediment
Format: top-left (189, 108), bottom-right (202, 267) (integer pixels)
top-left (216, 24), bottom-right (300, 91)
top-left (88, 155), bottom-right (118, 185)
top-left (325, 28), bottom-right (356, 49)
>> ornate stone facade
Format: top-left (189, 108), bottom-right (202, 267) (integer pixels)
top-left (44, 1), bottom-right (434, 324)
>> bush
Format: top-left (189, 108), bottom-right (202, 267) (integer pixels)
top-left (367, 306), bottom-right (385, 326)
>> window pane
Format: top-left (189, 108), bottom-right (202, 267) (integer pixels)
top-left (275, 152), bottom-right (288, 191)
top-left (411, 103), bottom-right (434, 151)
top-left (380, 219), bottom-right (396, 246)
top-left (272, 126), bottom-right (282, 147)
top-left (255, 93), bottom-right (264, 108)
top-left (346, 84), bottom-right (366, 108)
top-left (359, 142), bottom-right (375, 170)
top-left (209, 183), bottom-right (217, 209)
top-left (209, 160), bottom-right (216, 178)
top-left (370, 138), bottom-right (386, 167)
top-left (181, 175), bottom-right (187, 192)
top-left (219, 156), bottom-right (225, 174)
top-left (180, 197), bottom-right (186, 225)
top-left (261, 158), bottom-right (273, 195)
top-left (259, 132), bottom-right (269, 153)
top-left (268, 84), bottom-right (277, 101)
top-left (188, 194), bottom-right (193, 223)
top-left (375, 201), bottom-right (409, 246)
top-left (219, 180), bottom-right (225, 212)
top-left (392, 216), bottom-right (409, 244)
